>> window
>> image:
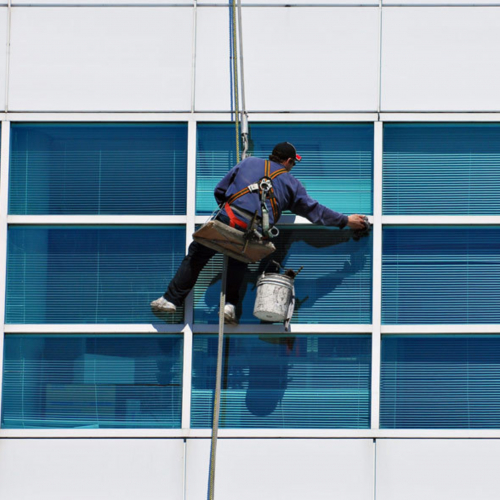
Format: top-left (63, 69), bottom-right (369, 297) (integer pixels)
top-left (383, 123), bottom-right (500, 215)
top-left (193, 226), bottom-right (372, 325)
top-left (2, 335), bottom-right (183, 429)
top-left (9, 123), bottom-right (188, 215)
top-left (381, 335), bottom-right (500, 429)
top-left (382, 226), bottom-right (500, 324)
top-left (196, 123), bottom-right (373, 216)
top-left (6, 226), bottom-right (186, 324)
top-left (191, 334), bottom-right (371, 429)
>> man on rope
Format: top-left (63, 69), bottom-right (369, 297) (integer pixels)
top-left (151, 142), bottom-right (368, 325)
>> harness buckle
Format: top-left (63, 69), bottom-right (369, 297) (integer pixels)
top-left (259, 178), bottom-right (273, 194)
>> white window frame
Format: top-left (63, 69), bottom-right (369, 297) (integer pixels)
top-left (1, 112), bottom-right (500, 438)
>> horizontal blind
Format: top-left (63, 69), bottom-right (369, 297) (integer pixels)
top-left (2, 335), bottom-right (183, 429)
top-left (196, 123), bottom-right (373, 216)
top-left (9, 124), bottom-right (188, 215)
top-left (6, 226), bottom-right (185, 324)
top-left (381, 335), bottom-right (500, 429)
top-left (191, 335), bottom-right (371, 429)
top-left (193, 226), bottom-right (372, 325)
top-left (383, 123), bottom-right (500, 215)
top-left (382, 226), bottom-right (500, 324)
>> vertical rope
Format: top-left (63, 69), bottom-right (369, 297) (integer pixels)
top-left (237, 0), bottom-right (249, 160)
top-left (207, 5), bottom-right (241, 497)
top-left (232, 0), bottom-right (240, 162)
top-left (228, 0), bottom-right (234, 122)
top-left (207, 256), bottom-right (228, 500)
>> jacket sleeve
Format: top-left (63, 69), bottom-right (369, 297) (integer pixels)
top-left (214, 164), bottom-right (239, 207)
top-left (290, 180), bottom-right (349, 228)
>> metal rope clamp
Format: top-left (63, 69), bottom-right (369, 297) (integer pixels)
top-left (259, 178), bottom-right (280, 239)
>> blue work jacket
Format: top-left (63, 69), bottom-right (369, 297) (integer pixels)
top-left (214, 156), bottom-right (348, 228)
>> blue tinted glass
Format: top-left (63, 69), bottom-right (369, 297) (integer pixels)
top-left (382, 226), bottom-right (500, 324)
top-left (2, 335), bottom-right (183, 429)
top-left (194, 226), bottom-right (372, 325)
top-left (384, 123), bottom-right (500, 215)
top-left (9, 123), bottom-right (188, 215)
top-left (192, 335), bottom-right (371, 429)
top-left (6, 226), bottom-right (185, 324)
top-left (381, 335), bottom-right (500, 429)
top-left (197, 123), bottom-right (373, 215)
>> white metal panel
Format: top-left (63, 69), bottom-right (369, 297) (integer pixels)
top-left (384, 0), bottom-right (500, 4)
top-left (198, 0), bottom-right (378, 4)
top-left (186, 439), bottom-right (374, 500)
top-left (0, 439), bottom-right (185, 500)
top-left (194, 7), bottom-right (232, 111)
top-left (0, 8), bottom-right (7, 111)
top-left (381, 7), bottom-right (500, 111)
top-left (14, 0), bottom-right (193, 3)
top-left (377, 439), bottom-right (500, 500)
top-left (9, 7), bottom-right (193, 112)
top-left (381, 112), bottom-right (500, 122)
top-left (241, 7), bottom-right (380, 112)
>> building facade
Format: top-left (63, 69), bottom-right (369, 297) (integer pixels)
top-left (0, 1), bottom-right (500, 499)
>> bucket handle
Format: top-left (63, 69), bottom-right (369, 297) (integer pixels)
top-left (263, 260), bottom-right (303, 279)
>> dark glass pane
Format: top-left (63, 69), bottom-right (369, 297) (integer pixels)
top-left (192, 334), bottom-right (371, 429)
top-left (6, 226), bottom-right (185, 324)
top-left (382, 226), bottom-right (500, 324)
top-left (9, 123), bottom-right (188, 215)
top-left (381, 335), bottom-right (500, 429)
top-left (384, 123), bottom-right (500, 215)
top-left (197, 123), bottom-right (373, 216)
top-left (2, 335), bottom-right (183, 429)
top-left (194, 226), bottom-right (372, 325)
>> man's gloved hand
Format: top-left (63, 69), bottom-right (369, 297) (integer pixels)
top-left (351, 215), bottom-right (371, 241)
top-left (347, 214), bottom-right (369, 230)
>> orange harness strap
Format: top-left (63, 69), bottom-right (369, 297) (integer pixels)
top-left (224, 202), bottom-right (248, 230)
top-left (225, 160), bottom-right (287, 225)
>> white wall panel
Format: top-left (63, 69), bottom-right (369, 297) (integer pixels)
top-left (9, 7), bottom-right (193, 112)
top-left (377, 439), bottom-right (500, 500)
top-left (186, 439), bottom-right (374, 500)
top-left (196, 7), bottom-right (379, 112)
top-left (195, 7), bottom-right (232, 112)
top-left (14, 0), bottom-right (193, 4)
top-left (384, 0), bottom-right (500, 4)
top-left (242, 7), bottom-right (379, 112)
top-left (381, 8), bottom-right (500, 111)
top-left (0, 439), bottom-right (184, 500)
top-left (0, 8), bottom-right (7, 112)
top-left (198, 0), bottom-right (377, 5)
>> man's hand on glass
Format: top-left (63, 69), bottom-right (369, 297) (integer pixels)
top-left (347, 214), bottom-right (369, 230)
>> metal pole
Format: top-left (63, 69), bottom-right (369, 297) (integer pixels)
top-left (237, 0), bottom-right (246, 114)
top-left (207, 254), bottom-right (229, 500)
top-left (237, 0), bottom-right (249, 160)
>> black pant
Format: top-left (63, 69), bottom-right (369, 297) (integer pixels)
top-left (164, 240), bottom-right (248, 307)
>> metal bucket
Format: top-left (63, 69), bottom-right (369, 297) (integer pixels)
top-left (253, 273), bottom-right (294, 323)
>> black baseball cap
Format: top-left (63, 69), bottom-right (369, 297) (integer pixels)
top-left (272, 142), bottom-right (302, 162)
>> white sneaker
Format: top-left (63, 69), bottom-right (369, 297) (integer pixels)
top-left (150, 296), bottom-right (177, 313)
top-left (224, 303), bottom-right (238, 325)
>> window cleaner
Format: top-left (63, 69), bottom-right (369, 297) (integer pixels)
top-left (192, 160), bottom-right (285, 263)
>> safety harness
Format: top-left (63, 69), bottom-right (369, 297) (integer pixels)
top-left (224, 160), bottom-right (287, 238)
